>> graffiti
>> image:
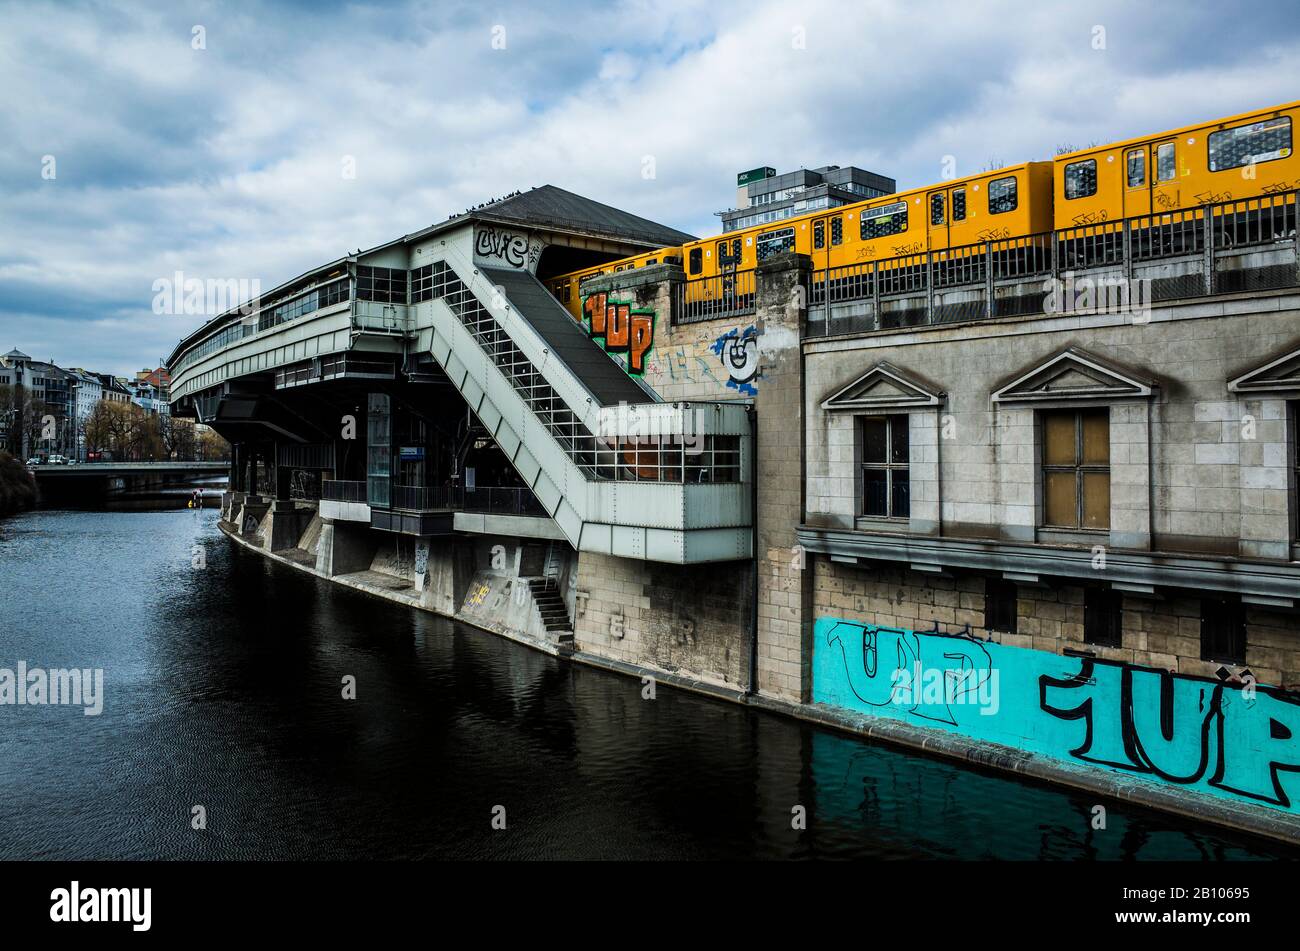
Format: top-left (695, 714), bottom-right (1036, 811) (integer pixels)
top-left (582, 292), bottom-right (655, 376)
top-left (822, 621), bottom-right (995, 726)
top-left (1154, 191), bottom-right (1181, 210)
top-left (1194, 189), bottom-right (1233, 206)
top-left (1263, 180), bottom-right (1299, 195)
top-left (475, 226), bottom-right (529, 268)
top-left (709, 325), bottom-right (761, 396)
top-left (242, 515), bottom-right (258, 534)
top-left (466, 581), bottom-right (491, 608)
top-left (1041, 657), bottom-right (1300, 808)
top-left (975, 226), bottom-right (1012, 241)
top-left (414, 542), bottom-right (429, 578)
top-left (813, 616), bottom-right (1300, 812)
top-left (891, 241), bottom-right (925, 256)
top-left (1069, 210), bottom-right (1109, 227)
top-left (853, 246), bottom-right (877, 261)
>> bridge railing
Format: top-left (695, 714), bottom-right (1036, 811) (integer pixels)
top-left (674, 269), bottom-right (756, 324)
top-left (804, 190), bottom-right (1300, 339)
top-left (388, 483), bottom-right (548, 516)
top-left (321, 479), bottom-right (366, 503)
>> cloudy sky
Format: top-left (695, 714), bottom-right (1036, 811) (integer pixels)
top-left (1, 0), bottom-right (1297, 376)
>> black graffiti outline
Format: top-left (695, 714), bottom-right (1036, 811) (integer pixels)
top-left (475, 226), bottom-right (529, 267)
top-left (826, 621), bottom-right (994, 727)
top-left (1040, 656), bottom-right (1300, 808)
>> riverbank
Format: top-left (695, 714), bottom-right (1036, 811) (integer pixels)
top-left (217, 512), bottom-right (1300, 850)
top-left (0, 452), bottom-right (37, 518)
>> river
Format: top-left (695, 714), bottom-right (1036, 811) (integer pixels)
top-left (0, 508), bottom-right (1293, 860)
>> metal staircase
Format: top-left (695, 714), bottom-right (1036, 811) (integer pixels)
top-left (414, 244), bottom-right (753, 563)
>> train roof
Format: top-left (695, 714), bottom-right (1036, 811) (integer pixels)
top-left (1054, 99), bottom-right (1300, 162)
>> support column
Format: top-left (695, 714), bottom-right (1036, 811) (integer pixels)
top-left (753, 252), bottom-right (814, 703)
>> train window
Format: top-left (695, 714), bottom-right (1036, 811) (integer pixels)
top-left (563, 285), bottom-right (571, 302)
top-left (1208, 116), bottom-right (1293, 172)
top-left (952, 189), bottom-right (966, 221)
top-left (1064, 160), bottom-right (1098, 199)
top-left (813, 220), bottom-right (825, 250)
top-left (688, 248), bottom-right (703, 275)
top-left (988, 177), bottom-right (1018, 214)
top-left (1126, 150), bottom-right (1146, 187)
top-left (859, 200), bottom-right (908, 240)
top-left (930, 193), bottom-right (945, 225)
top-left (756, 227), bottom-right (796, 261)
top-left (1156, 142), bottom-right (1176, 182)
top-left (732, 238), bottom-right (743, 261)
top-left (646, 258), bottom-right (657, 266)
top-left (830, 217), bottom-right (843, 246)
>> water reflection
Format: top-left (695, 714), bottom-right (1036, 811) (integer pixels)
top-left (0, 509), bottom-right (1292, 860)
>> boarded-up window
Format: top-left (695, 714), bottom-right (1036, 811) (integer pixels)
top-left (1041, 409), bottom-right (1110, 529)
top-left (1084, 588), bottom-right (1123, 647)
top-left (1200, 598), bottom-right (1246, 664)
top-left (984, 578), bottom-right (1018, 634)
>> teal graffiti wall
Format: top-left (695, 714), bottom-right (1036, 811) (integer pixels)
top-left (812, 617), bottom-right (1300, 813)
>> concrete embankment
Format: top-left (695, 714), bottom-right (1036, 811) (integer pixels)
top-left (0, 452), bottom-right (37, 518)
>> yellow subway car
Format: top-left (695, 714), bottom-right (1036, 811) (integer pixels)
top-left (674, 162), bottom-right (1053, 311)
top-left (548, 248), bottom-right (679, 319)
top-left (1053, 100), bottom-right (1298, 229)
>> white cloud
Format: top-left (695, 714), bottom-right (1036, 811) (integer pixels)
top-left (0, 0), bottom-right (1296, 375)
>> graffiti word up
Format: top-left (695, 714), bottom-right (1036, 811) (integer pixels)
top-left (583, 292), bottom-right (655, 376)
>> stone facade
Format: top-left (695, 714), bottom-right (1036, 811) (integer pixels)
top-left (802, 290), bottom-right (1300, 681)
top-left (572, 551), bottom-right (752, 688)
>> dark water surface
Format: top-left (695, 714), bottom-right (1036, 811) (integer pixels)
top-left (0, 509), bottom-right (1294, 860)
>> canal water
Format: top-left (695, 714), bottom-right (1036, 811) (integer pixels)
top-left (0, 508), bottom-right (1294, 860)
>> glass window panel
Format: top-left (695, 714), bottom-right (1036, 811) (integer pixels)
top-left (1081, 411), bottom-right (1110, 465)
top-left (952, 189), bottom-right (966, 221)
top-left (891, 470), bottom-right (910, 518)
top-left (861, 418), bottom-right (888, 463)
top-left (863, 469), bottom-right (888, 516)
top-left (1043, 413), bottom-right (1077, 465)
top-left (988, 176), bottom-right (1018, 214)
top-left (1064, 160), bottom-right (1097, 199)
top-left (1208, 117), bottom-right (1292, 172)
top-left (1081, 471), bottom-right (1110, 529)
top-left (890, 415), bottom-right (909, 463)
top-left (1156, 142), bottom-right (1176, 182)
top-left (1126, 150), bottom-right (1146, 187)
top-left (1044, 471), bottom-right (1077, 527)
top-left (930, 192), bottom-right (945, 225)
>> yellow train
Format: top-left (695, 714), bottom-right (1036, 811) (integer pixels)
top-left (549, 99), bottom-right (1298, 319)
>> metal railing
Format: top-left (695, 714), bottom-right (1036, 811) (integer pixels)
top-left (321, 479), bottom-right (366, 503)
top-left (431, 259), bottom-right (745, 483)
top-left (805, 191), bottom-right (1299, 339)
top-left (388, 483), bottom-right (548, 516)
top-left (675, 269), bottom-right (756, 323)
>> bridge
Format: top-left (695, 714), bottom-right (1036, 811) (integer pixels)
top-left (31, 461), bottom-right (229, 506)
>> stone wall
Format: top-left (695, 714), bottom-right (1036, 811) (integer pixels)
top-left (572, 551), bottom-right (752, 689)
top-left (815, 557), bottom-right (1300, 688)
top-left (803, 294), bottom-right (1300, 559)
